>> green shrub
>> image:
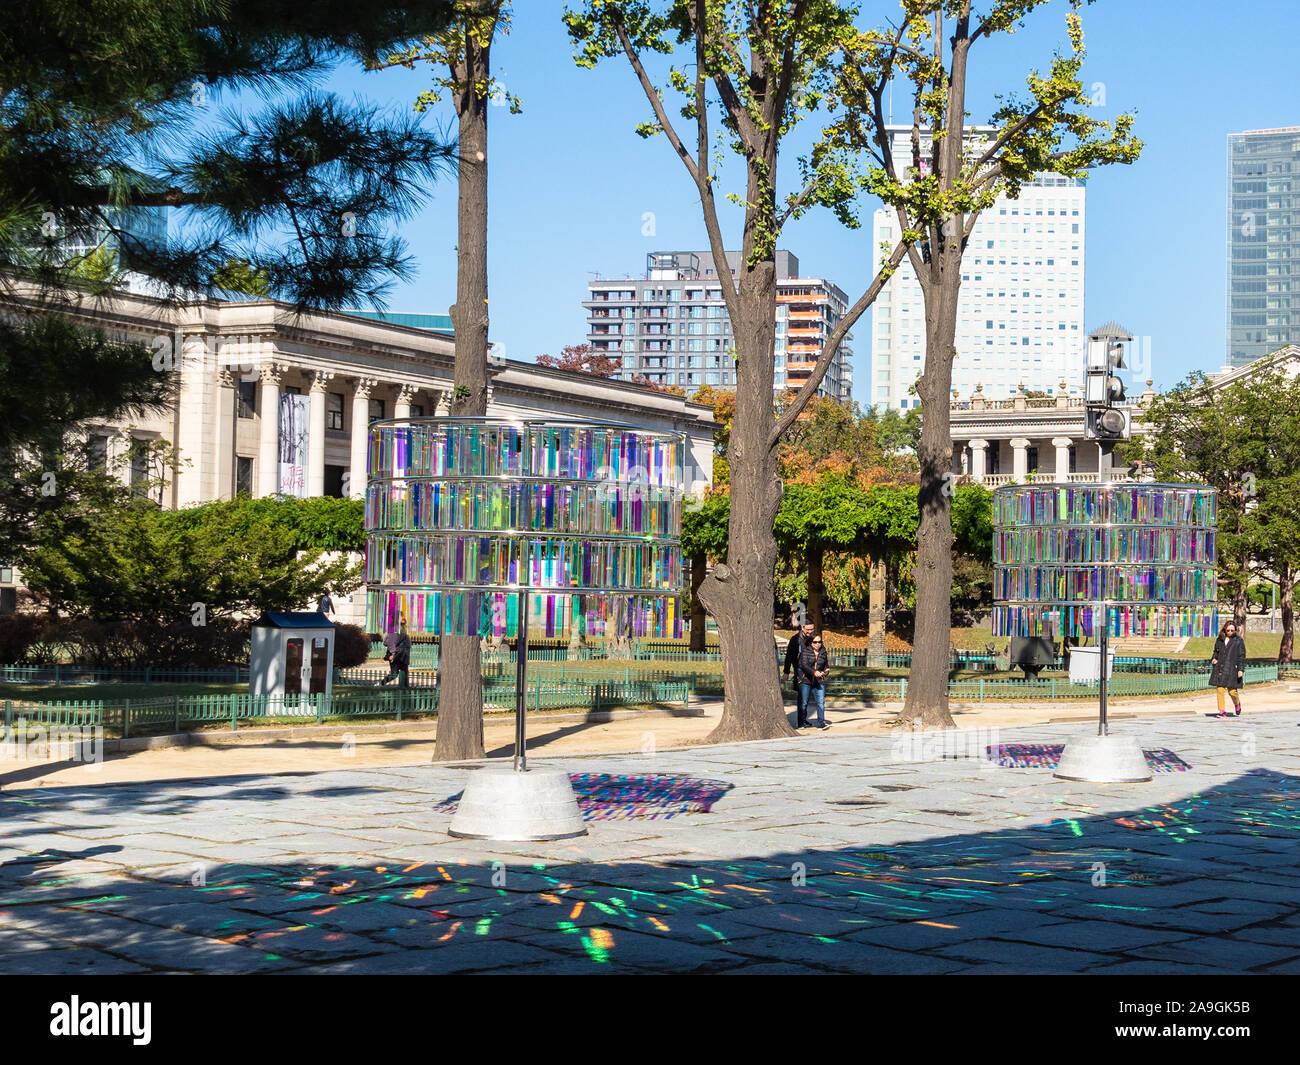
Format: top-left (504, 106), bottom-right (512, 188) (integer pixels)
top-left (333, 623), bottom-right (371, 668)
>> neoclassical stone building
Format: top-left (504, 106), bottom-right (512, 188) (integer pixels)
top-left (1, 287), bottom-right (717, 624)
top-left (950, 378), bottom-right (1159, 486)
top-left (950, 345), bottom-right (1300, 485)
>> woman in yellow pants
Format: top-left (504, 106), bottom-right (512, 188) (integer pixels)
top-left (1209, 620), bottom-right (1246, 717)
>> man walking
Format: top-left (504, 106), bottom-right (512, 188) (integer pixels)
top-left (317, 590), bottom-right (335, 619)
top-left (379, 621), bottom-right (411, 688)
top-left (783, 619), bottom-right (816, 728)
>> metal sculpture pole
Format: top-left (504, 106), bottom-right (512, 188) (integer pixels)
top-left (1098, 603), bottom-right (1109, 737)
top-left (513, 539), bottom-right (531, 773)
top-left (1098, 444), bottom-right (1111, 739)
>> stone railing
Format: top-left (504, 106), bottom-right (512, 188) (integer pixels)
top-left (958, 471), bottom-right (1150, 487)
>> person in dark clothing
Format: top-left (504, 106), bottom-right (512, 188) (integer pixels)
top-left (783, 621), bottom-right (816, 727)
top-left (379, 622), bottom-right (411, 687)
top-left (796, 634), bottom-right (831, 730)
top-left (1209, 620), bottom-right (1247, 717)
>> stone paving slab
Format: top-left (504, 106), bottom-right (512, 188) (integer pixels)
top-left (0, 716), bottom-right (1297, 974)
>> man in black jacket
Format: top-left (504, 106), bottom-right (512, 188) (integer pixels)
top-left (783, 620), bottom-right (816, 728)
top-left (379, 621), bottom-right (411, 688)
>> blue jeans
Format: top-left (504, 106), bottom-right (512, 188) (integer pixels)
top-left (798, 683), bottom-right (825, 727)
top-left (790, 677), bottom-right (808, 724)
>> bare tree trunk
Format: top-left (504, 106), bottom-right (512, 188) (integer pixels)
top-left (902, 294), bottom-right (958, 728)
top-left (689, 551), bottom-right (707, 652)
top-left (1232, 570), bottom-right (1249, 634)
top-left (807, 543), bottom-right (825, 634)
top-left (698, 275), bottom-right (795, 742)
top-left (1280, 570), bottom-right (1294, 665)
top-left (436, 18), bottom-right (492, 762)
top-left (899, 19), bottom-right (971, 730)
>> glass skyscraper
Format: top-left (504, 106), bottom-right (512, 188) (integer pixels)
top-left (1227, 127), bottom-right (1300, 368)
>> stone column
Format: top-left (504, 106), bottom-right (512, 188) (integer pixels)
top-left (1052, 435), bottom-right (1073, 483)
top-left (214, 369), bottom-right (236, 500)
top-left (1011, 437), bottom-right (1030, 483)
top-left (393, 383), bottom-right (416, 422)
top-left (257, 364), bottom-right (283, 497)
top-left (348, 377), bottom-right (377, 499)
top-left (968, 438), bottom-right (988, 483)
top-left (307, 370), bottom-right (333, 498)
top-left (868, 559), bottom-right (887, 655)
top-left (171, 334), bottom-right (209, 508)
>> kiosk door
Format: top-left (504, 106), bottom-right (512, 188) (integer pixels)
top-left (309, 637), bottom-right (329, 695)
top-left (285, 638), bottom-right (303, 695)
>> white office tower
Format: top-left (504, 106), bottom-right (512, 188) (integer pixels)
top-left (870, 127), bottom-right (1086, 411)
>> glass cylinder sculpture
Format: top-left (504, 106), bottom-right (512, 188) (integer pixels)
top-left (365, 418), bottom-right (686, 640)
top-left (991, 482), bottom-right (1218, 640)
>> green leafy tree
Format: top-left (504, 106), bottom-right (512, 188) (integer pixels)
top-left (2, 0), bottom-right (459, 308)
top-left (776, 477), bottom-right (919, 631)
top-left (868, 405), bottom-right (922, 459)
top-left (821, 0), bottom-right (1140, 726)
top-left (1, 1), bottom-right (460, 578)
top-left (566, 1), bottom-right (914, 742)
top-left (213, 258), bottom-right (272, 296)
top-left (681, 490), bottom-right (730, 650)
top-left (19, 490), bottom-right (361, 666)
top-left (1134, 364), bottom-right (1300, 663)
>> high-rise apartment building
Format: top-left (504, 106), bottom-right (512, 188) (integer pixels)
top-left (870, 127), bottom-right (1086, 411)
top-left (583, 250), bottom-right (852, 401)
top-left (1227, 127), bottom-right (1300, 368)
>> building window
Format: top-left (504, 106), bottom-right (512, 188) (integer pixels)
top-left (1027, 447), bottom-right (1039, 473)
top-left (410, 403), bottom-right (425, 419)
top-left (324, 464), bottom-right (346, 498)
top-left (87, 433), bottom-right (110, 471)
top-left (327, 392), bottom-right (345, 431)
top-left (128, 439), bottom-right (152, 498)
top-left (236, 456), bottom-right (253, 496)
top-left (238, 380), bottom-right (257, 418)
top-left (368, 398), bottom-right (386, 423)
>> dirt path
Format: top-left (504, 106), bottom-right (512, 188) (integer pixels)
top-left (1, 682), bottom-right (1292, 791)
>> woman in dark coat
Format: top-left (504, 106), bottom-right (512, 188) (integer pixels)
top-left (796, 634), bottom-right (831, 730)
top-left (1209, 620), bottom-right (1247, 717)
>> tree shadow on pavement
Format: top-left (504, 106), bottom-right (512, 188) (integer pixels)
top-left (0, 765), bottom-right (1296, 974)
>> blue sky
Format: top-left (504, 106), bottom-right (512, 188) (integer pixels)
top-left (291, 0), bottom-right (1298, 396)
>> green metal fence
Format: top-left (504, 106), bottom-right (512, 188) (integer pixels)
top-left (2, 699), bottom-right (105, 729)
top-left (2, 677), bottom-right (692, 737)
top-left (0, 665), bottom-right (250, 685)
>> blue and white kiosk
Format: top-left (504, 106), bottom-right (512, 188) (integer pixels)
top-left (250, 611), bottom-right (336, 702)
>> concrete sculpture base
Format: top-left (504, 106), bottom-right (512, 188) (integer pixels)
top-left (447, 767), bottom-right (588, 841)
top-left (1053, 733), bottom-right (1153, 783)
